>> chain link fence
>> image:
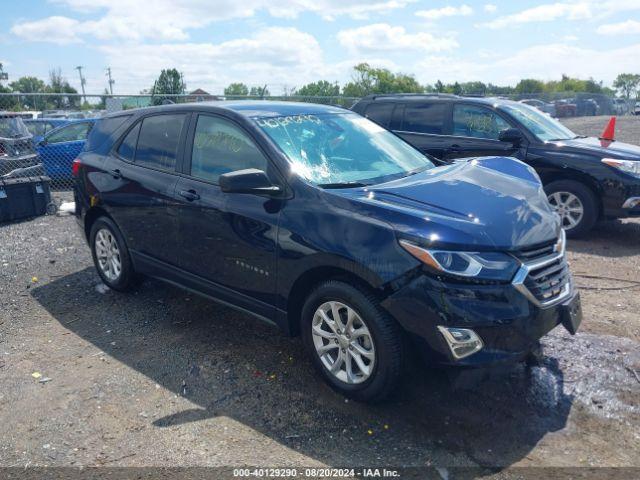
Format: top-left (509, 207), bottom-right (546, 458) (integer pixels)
top-left (1, 91), bottom-right (636, 191)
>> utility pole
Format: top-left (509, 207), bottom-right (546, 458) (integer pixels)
top-left (105, 67), bottom-right (114, 95)
top-left (75, 66), bottom-right (86, 104)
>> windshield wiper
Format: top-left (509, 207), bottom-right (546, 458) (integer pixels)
top-left (573, 135), bottom-right (588, 139)
top-left (317, 181), bottom-right (370, 189)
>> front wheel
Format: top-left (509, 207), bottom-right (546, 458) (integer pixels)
top-left (545, 180), bottom-right (598, 237)
top-left (301, 280), bottom-right (404, 402)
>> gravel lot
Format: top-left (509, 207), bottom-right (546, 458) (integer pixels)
top-left (1, 116), bottom-right (639, 477)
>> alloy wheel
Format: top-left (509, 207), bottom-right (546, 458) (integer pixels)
top-left (95, 228), bottom-right (122, 281)
top-left (548, 191), bottom-right (584, 230)
top-left (311, 301), bottom-right (376, 384)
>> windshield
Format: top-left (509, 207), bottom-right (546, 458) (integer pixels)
top-left (256, 113), bottom-right (434, 186)
top-left (0, 117), bottom-right (30, 139)
top-left (499, 102), bottom-right (576, 142)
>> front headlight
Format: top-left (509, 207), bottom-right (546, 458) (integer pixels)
top-left (399, 240), bottom-right (519, 282)
top-left (601, 158), bottom-right (640, 177)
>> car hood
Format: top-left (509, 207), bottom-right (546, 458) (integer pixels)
top-left (331, 157), bottom-right (560, 250)
top-left (549, 136), bottom-right (640, 159)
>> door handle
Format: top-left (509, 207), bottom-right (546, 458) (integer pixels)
top-left (110, 169), bottom-right (122, 179)
top-left (449, 144), bottom-right (462, 152)
top-left (179, 189), bottom-right (200, 201)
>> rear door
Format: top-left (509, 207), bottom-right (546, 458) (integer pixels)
top-left (173, 112), bottom-right (281, 314)
top-left (443, 104), bottom-right (521, 161)
top-left (102, 112), bottom-right (189, 265)
top-left (393, 101), bottom-right (451, 162)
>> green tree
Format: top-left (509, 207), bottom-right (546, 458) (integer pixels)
top-left (224, 83), bottom-right (249, 96)
top-left (46, 68), bottom-right (79, 109)
top-left (434, 80), bottom-right (445, 93)
top-left (613, 73), bottom-right (640, 99)
top-left (249, 85), bottom-right (270, 97)
top-left (8, 76), bottom-right (47, 109)
top-left (151, 68), bottom-right (186, 105)
top-left (459, 81), bottom-right (487, 95)
top-left (296, 80), bottom-right (340, 97)
top-left (342, 63), bottom-right (424, 96)
top-left (514, 78), bottom-right (545, 94)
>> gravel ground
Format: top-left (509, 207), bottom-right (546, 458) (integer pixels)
top-left (0, 118), bottom-right (639, 478)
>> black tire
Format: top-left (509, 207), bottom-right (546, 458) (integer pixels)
top-left (545, 180), bottom-right (598, 238)
top-left (89, 216), bottom-right (140, 292)
top-left (300, 280), bottom-right (404, 403)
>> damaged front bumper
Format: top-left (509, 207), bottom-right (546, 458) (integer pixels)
top-left (381, 272), bottom-right (582, 367)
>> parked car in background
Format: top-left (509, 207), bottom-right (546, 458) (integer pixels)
top-left (613, 98), bottom-right (629, 115)
top-left (519, 98), bottom-right (556, 117)
top-left (574, 97), bottom-right (599, 116)
top-left (40, 110), bottom-right (87, 120)
top-left (0, 113), bottom-right (39, 176)
top-left (23, 118), bottom-right (70, 143)
top-left (633, 102), bottom-right (640, 116)
top-left (74, 102), bottom-right (582, 402)
top-left (36, 118), bottom-right (96, 185)
top-left (554, 99), bottom-right (577, 117)
top-left (352, 94), bottom-right (640, 236)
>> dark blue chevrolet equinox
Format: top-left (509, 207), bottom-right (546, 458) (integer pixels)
top-left (74, 102), bottom-right (582, 402)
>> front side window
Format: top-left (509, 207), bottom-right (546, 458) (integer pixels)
top-left (452, 105), bottom-right (511, 140)
top-left (403, 103), bottom-right (446, 134)
top-left (256, 113), bottom-right (434, 186)
top-left (134, 114), bottom-right (187, 171)
top-left (0, 117), bottom-right (30, 138)
top-left (499, 102), bottom-right (576, 142)
top-left (47, 122), bottom-right (92, 144)
top-left (190, 115), bottom-right (267, 183)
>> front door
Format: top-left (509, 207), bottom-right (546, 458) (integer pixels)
top-left (173, 113), bottom-right (281, 315)
top-left (39, 121), bottom-right (93, 181)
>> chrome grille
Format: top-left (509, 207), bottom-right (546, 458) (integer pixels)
top-left (512, 232), bottom-right (572, 307)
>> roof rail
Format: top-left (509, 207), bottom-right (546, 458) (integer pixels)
top-left (364, 93), bottom-right (459, 100)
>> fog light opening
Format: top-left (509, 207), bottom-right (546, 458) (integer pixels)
top-left (437, 326), bottom-right (483, 360)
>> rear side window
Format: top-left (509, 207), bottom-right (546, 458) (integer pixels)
top-left (453, 105), bottom-right (511, 140)
top-left (134, 114), bottom-right (187, 172)
top-left (403, 103), bottom-right (447, 134)
top-left (85, 115), bottom-right (131, 151)
top-left (363, 103), bottom-right (394, 127)
top-left (117, 123), bottom-right (141, 162)
top-left (190, 115), bottom-right (267, 183)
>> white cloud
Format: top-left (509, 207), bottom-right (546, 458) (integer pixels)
top-left (480, 1), bottom-right (640, 29)
top-left (98, 27), bottom-right (332, 93)
top-left (597, 20), bottom-right (640, 35)
top-left (481, 3), bottom-right (592, 29)
top-left (11, 0), bottom-right (416, 43)
top-left (10, 16), bottom-right (83, 44)
top-left (483, 4), bottom-right (497, 13)
top-left (337, 23), bottom-right (458, 55)
top-left (415, 5), bottom-right (473, 20)
top-left (416, 42), bottom-right (640, 86)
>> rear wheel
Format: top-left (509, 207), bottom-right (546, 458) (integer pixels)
top-left (89, 217), bottom-right (139, 291)
top-left (545, 180), bottom-right (598, 237)
top-left (301, 280), bottom-right (404, 402)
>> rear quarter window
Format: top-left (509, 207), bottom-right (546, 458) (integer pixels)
top-left (85, 115), bottom-right (132, 151)
top-left (363, 103), bottom-right (394, 127)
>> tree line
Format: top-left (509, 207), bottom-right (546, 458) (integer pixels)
top-left (2, 64), bottom-right (639, 112)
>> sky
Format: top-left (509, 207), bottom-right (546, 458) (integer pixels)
top-left (1, 0), bottom-right (639, 95)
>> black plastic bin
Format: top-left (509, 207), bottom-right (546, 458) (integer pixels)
top-left (0, 176), bottom-right (53, 223)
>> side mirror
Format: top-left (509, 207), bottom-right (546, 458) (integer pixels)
top-left (498, 128), bottom-right (523, 145)
top-left (219, 168), bottom-right (281, 195)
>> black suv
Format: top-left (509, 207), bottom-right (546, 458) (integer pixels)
top-left (352, 94), bottom-right (640, 237)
